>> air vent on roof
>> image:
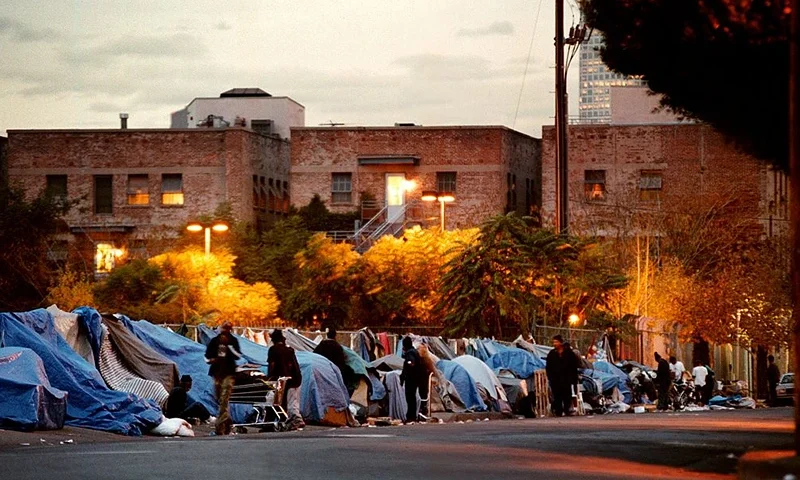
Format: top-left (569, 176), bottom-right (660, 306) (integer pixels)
top-left (394, 122), bottom-right (418, 127)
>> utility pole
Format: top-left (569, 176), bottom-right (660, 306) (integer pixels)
top-left (789, 0), bottom-right (799, 455)
top-left (554, 0), bottom-right (568, 235)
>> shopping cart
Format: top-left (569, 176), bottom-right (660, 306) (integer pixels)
top-left (230, 368), bottom-right (290, 433)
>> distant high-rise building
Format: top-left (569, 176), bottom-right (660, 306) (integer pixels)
top-left (578, 34), bottom-right (646, 123)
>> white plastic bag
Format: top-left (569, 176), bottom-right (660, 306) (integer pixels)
top-left (152, 417), bottom-right (194, 437)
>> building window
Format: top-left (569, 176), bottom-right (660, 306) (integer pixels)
top-left (251, 119), bottom-right (273, 136)
top-left (161, 174), bottom-right (184, 205)
top-left (331, 173), bottom-right (352, 204)
top-left (95, 243), bottom-right (119, 274)
top-left (584, 170), bottom-right (606, 201)
top-left (46, 175), bottom-right (68, 201)
top-left (282, 180), bottom-right (290, 213)
top-left (268, 178), bottom-right (276, 212)
top-left (506, 173), bottom-right (517, 212)
top-left (252, 175), bottom-right (260, 210)
top-left (639, 171), bottom-right (663, 201)
top-left (436, 172), bottom-right (457, 193)
top-left (94, 175), bottom-right (113, 214)
top-left (126, 174), bottom-right (149, 205)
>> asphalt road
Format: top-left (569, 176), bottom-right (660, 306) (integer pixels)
top-left (0, 408), bottom-right (792, 480)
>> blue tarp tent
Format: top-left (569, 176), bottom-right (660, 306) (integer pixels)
top-left (72, 307), bottom-right (105, 368)
top-left (0, 310), bottom-right (162, 435)
top-left (588, 361), bottom-right (632, 403)
top-left (486, 349), bottom-right (546, 379)
top-left (0, 347), bottom-right (68, 431)
top-left (342, 346), bottom-right (385, 401)
top-left (119, 316), bottom-right (218, 415)
top-left (197, 325), bottom-right (350, 422)
top-left (437, 359), bottom-right (487, 412)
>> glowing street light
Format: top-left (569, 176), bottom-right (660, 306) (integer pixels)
top-left (421, 190), bottom-right (455, 231)
top-left (568, 313), bottom-right (581, 326)
top-left (186, 222), bottom-right (229, 255)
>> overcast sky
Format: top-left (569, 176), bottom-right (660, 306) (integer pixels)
top-left (0, 1), bottom-right (583, 138)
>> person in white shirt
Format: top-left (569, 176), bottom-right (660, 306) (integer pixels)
top-left (669, 356), bottom-right (686, 382)
top-left (692, 361), bottom-right (709, 404)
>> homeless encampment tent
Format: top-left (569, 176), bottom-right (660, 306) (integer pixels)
top-left (451, 355), bottom-right (508, 403)
top-left (486, 349), bottom-right (546, 379)
top-left (589, 361), bottom-right (632, 404)
top-left (0, 310), bottom-right (162, 435)
top-left (119, 316), bottom-right (218, 416)
top-left (48, 305), bottom-right (96, 368)
top-left (197, 325), bottom-right (351, 425)
top-left (0, 346), bottom-right (67, 431)
top-left (436, 359), bottom-right (487, 412)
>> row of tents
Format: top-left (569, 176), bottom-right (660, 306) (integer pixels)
top-left (0, 306), bottom-right (640, 436)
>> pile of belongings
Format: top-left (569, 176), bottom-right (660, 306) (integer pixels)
top-left (708, 394), bottom-right (756, 409)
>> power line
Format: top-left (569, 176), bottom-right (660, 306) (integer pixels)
top-left (513, 0), bottom-right (543, 128)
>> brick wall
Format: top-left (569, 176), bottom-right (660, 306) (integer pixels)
top-left (541, 124), bottom-right (784, 236)
top-left (290, 126), bottom-right (541, 229)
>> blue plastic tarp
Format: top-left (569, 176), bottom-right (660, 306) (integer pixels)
top-left (119, 317), bottom-right (218, 416)
top-left (342, 346), bottom-right (385, 401)
top-left (0, 346), bottom-right (68, 431)
top-left (588, 361), bottom-right (632, 403)
top-left (437, 359), bottom-right (487, 412)
top-left (197, 325), bottom-right (350, 422)
top-left (486, 349), bottom-right (546, 379)
top-left (0, 310), bottom-right (162, 435)
top-left (72, 307), bottom-right (105, 368)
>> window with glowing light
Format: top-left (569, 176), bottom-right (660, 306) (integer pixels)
top-left (127, 174), bottom-right (149, 205)
top-left (161, 174), bottom-right (184, 205)
top-left (584, 170), bottom-right (606, 201)
top-left (95, 243), bottom-right (118, 274)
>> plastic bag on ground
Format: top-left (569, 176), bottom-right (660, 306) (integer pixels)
top-left (152, 417), bottom-right (194, 437)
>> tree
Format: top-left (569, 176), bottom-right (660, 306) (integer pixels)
top-left (0, 185), bottom-right (75, 310)
top-left (46, 269), bottom-right (95, 311)
top-left (580, 0), bottom-right (791, 170)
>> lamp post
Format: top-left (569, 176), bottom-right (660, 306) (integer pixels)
top-left (186, 222), bottom-right (229, 255)
top-left (421, 190), bottom-right (455, 231)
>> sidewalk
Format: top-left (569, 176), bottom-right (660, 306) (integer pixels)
top-left (738, 450), bottom-right (800, 479)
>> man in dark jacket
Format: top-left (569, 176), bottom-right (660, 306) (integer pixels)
top-left (268, 329), bottom-right (304, 428)
top-left (400, 336), bottom-right (427, 423)
top-left (204, 321), bottom-right (242, 435)
top-left (654, 352), bottom-right (672, 411)
top-left (545, 335), bottom-right (578, 417)
top-left (313, 327), bottom-right (356, 395)
top-left (166, 375), bottom-right (211, 423)
top-left (767, 355), bottom-right (781, 406)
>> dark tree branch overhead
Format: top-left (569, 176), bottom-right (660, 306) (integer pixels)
top-left (580, 0), bottom-right (792, 170)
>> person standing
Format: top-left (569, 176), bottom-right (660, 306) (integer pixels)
top-left (767, 354), bottom-right (781, 407)
top-left (313, 327), bottom-right (356, 396)
top-left (669, 356), bottom-right (686, 383)
top-left (204, 321), bottom-right (242, 435)
top-left (654, 353), bottom-right (672, 411)
top-left (692, 360), bottom-right (709, 405)
top-left (545, 335), bottom-right (578, 417)
top-left (400, 336), bottom-right (426, 423)
top-left (268, 329), bottom-right (304, 429)
top-left (166, 375), bottom-right (212, 423)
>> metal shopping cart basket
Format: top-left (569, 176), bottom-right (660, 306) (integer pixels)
top-left (230, 367), bottom-right (290, 433)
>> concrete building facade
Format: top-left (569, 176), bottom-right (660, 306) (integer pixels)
top-left (541, 123), bottom-right (789, 238)
top-left (170, 88), bottom-right (305, 140)
top-left (6, 128), bottom-right (290, 273)
top-left (290, 126), bottom-right (541, 230)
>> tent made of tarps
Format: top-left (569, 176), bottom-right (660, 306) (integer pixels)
top-left (513, 336), bottom-right (553, 360)
top-left (580, 368), bottom-right (626, 399)
top-left (452, 355), bottom-right (508, 402)
top-left (437, 359), bottom-right (487, 412)
top-left (197, 325), bottom-right (351, 424)
top-left (342, 346), bottom-right (385, 401)
top-left (369, 354), bottom-right (405, 372)
top-left (103, 315), bottom-right (179, 391)
top-left (0, 310), bottom-right (162, 435)
top-left (47, 305), bottom-right (95, 368)
top-left (0, 347), bottom-right (67, 431)
top-left (119, 317), bottom-right (218, 416)
top-left (72, 307), bottom-right (105, 369)
top-left (486, 349), bottom-right (546, 379)
top-left (588, 361), bottom-right (632, 403)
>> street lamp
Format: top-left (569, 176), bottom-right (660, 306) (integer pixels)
top-left (186, 222), bottom-right (229, 255)
top-left (421, 190), bottom-right (455, 231)
top-left (568, 313), bottom-right (581, 345)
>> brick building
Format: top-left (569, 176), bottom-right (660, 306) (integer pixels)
top-left (6, 127), bottom-right (290, 273)
top-left (290, 126), bottom-right (541, 232)
top-left (541, 124), bottom-right (789, 237)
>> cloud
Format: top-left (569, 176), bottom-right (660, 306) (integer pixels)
top-left (457, 21), bottom-right (514, 37)
top-left (392, 54), bottom-right (492, 81)
top-left (95, 33), bottom-right (208, 59)
top-left (215, 21), bottom-right (232, 31)
top-left (0, 16), bottom-right (62, 43)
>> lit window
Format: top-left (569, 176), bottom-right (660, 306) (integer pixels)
top-left (331, 173), bottom-right (352, 204)
top-left (46, 175), bottom-right (68, 201)
top-left (161, 174), bottom-right (184, 205)
top-left (95, 243), bottom-right (120, 274)
top-left (436, 172), bottom-right (457, 193)
top-left (639, 171), bottom-right (663, 202)
top-left (584, 170), bottom-right (606, 201)
top-left (127, 174), bottom-right (149, 205)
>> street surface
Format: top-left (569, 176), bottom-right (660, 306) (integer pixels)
top-left (0, 408), bottom-right (792, 480)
